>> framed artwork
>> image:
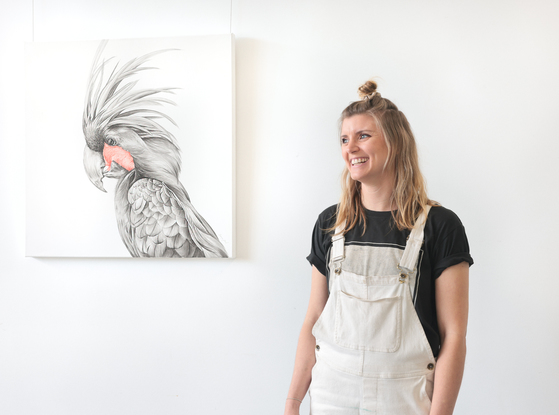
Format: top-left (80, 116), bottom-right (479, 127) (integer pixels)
top-left (26, 35), bottom-right (235, 258)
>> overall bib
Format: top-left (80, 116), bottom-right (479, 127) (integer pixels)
top-left (310, 206), bottom-right (435, 415)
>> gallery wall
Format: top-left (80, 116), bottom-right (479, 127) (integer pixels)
top-left (1, 0), bottom-right (558, 414)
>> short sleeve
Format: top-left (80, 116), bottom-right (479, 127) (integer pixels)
top-left (306, 206), bottom-right (337, 277)
top-left (428, 207), bottom-right (474, 279)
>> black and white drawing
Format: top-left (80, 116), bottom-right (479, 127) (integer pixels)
top-left (26, 36), bottom-right (234, 257)
top-left (82, 41), bottom-right (227, 257)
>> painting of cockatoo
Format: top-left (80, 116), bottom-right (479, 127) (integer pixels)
top-left (81, 41), bottom-right (228, 258)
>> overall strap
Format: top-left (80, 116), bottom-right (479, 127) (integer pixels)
top-left (398, 205), bottom-right (431, 274)
top-left (330, 223), bottom-right (346, 274)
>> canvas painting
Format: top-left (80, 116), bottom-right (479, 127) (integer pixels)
top-left (26, 35), bottom-right (235, 258)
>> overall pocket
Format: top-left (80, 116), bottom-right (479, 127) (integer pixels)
top-left (377, 374), bottom-right (432, 415)
top-left (334, 291), bottom-right (402, 352)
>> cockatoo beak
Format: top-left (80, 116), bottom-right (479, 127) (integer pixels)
top-left (83, 145), bottom-right (107, 192)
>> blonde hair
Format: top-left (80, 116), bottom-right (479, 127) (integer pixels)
top-left (332, 80), bottom-right (437, 234)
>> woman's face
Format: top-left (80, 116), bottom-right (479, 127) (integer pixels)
top-left (340, 114), bottom-right (390, 187)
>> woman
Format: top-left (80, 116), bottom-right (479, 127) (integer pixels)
top-left (284, 80), bottom-right (473, 415)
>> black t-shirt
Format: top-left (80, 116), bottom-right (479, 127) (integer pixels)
top-left (306, 204), bottom-right (473, 357)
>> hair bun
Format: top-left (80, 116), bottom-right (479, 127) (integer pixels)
top-left (358, 80), bottom-right (378, 99)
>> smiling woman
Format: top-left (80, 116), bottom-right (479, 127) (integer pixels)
top-left (335, 81), bottom-right (430, 232)
top-left (284, 80), bottom-right (473, 415)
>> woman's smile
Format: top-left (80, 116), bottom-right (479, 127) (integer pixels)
top-left (350, 157), bottom-right (369, 166)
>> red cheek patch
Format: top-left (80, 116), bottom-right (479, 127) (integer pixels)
top-left (103, 143), bottom-right (135, 171)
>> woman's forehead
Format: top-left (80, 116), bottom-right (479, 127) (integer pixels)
top-left (341, 114), bottom-right (379, 132)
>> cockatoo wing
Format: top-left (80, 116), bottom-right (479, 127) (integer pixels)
top-left (127, 178), bottom-right (227, 258)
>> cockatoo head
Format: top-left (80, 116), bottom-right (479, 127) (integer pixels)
top-left (83, 128), bottom-right (141, 191)
top-left (82, 41), bottom-right (179, 192)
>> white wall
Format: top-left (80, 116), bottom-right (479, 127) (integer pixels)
top-left (1, 0), bottom-right (558, 414)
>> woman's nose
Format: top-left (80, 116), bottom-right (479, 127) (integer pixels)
top-left (347, 138), bottom-right (359, 152)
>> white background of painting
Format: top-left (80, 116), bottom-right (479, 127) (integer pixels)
top-left (1, 0), bottom-right (559, 414)
top-left (26, 36), bottom-right (234, 257)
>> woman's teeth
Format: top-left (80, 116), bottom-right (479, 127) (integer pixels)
top-left (351, 158), bottom-right (368, 166)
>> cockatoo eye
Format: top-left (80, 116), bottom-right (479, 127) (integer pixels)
top-left (106, 138), bottom-right (117, 146)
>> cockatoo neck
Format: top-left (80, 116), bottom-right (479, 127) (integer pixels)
top-left (130, 137), bottom-right (182, 188)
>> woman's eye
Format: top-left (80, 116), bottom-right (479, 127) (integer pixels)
top-left (341, 138), bottom-right (349, 144)
top-left (359, 134), bottom-right (370, 140)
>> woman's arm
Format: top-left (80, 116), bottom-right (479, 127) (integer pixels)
top-left (430, 261), bottom-right (469, 415)
top-left (284, 266), bottom-right (329, 415)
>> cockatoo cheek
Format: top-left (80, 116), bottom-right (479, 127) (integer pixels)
top-left (103, 143), bottom-right (135, 171)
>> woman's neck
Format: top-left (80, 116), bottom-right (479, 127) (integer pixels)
top-left (359, 173), bottom-right (396, 212)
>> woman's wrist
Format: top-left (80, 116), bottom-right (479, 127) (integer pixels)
top-left (285, 397), bottom-right (303, 408)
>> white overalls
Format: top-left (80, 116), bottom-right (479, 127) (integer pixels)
top-left (310, 206), bottom-right (435, 415)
